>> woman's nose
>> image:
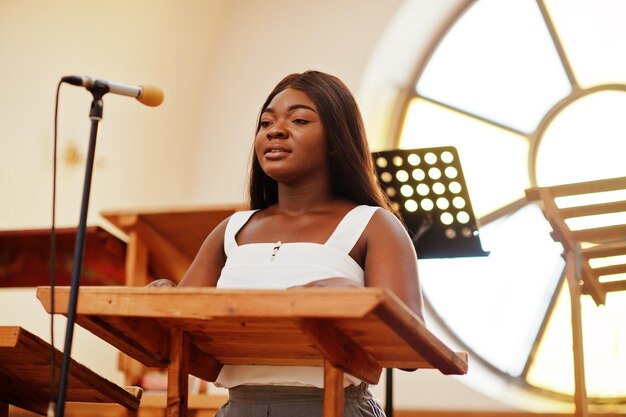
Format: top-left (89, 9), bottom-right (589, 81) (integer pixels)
top-left (267, 121), bottom-right (287, 139)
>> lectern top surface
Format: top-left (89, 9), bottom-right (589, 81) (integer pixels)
top-left (37, 286), bottom-right (468, 384)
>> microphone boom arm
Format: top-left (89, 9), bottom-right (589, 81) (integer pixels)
top-left (61, 75), bottom-right (164, 107)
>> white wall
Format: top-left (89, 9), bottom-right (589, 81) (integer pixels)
top-left (0, 0), bottom-right (526, 412)
top-left (0, 0), bottom-right (229, 229)
top-left (191, 0), bottom-right (410, 205)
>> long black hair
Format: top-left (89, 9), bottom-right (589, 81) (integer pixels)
top-left (248, 70), bottom-right (394, 214)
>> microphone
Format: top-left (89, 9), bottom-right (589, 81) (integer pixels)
top-left (62, 75), bottom-right (164, 107)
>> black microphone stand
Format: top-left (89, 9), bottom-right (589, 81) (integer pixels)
top-left (54, 81), bottom-right (108, 417)
top-left (385, 368), bottom-right (394, 417)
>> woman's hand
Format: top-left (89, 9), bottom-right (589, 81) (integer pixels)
top-left (147, 278), bottom-right (177, 288)
top-left (289, 277), bottom-right (363, 289)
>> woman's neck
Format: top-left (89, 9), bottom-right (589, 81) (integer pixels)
top-left (274, 181), bottom-right (340, 215)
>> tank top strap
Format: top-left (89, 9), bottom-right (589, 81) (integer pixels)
top-left (325, 205), bottom-right (380, 253)
top-left (223, 210), bottom-right (258, 256)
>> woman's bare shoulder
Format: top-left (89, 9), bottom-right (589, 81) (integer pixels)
top-left (368, 207), bottom-right (406, 234)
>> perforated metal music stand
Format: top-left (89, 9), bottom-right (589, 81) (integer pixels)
top-left (372, 146), bottom-right (488, 416)
top-left (373, 146), bottom-right (488, 259)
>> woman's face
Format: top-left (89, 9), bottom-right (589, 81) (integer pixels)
top-left (255, 88), bottom-right (329, 186)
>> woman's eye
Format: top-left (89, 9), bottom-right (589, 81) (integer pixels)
top-left (293, 119), bottom-right (308, 125)
top-left (259, 120), bottom-right (272, 128)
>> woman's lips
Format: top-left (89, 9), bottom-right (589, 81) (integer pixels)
top-left (264, 147), bottom-right (291, 159)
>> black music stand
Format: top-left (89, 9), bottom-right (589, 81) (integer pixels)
top-left (372, 146), bottom-right (488, 415)
top-left (373, 146), bottom-right (488, 259)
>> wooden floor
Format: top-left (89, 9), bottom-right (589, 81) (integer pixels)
top-left (7, 394), bottom-right (625, 417)
top-left (7, 394), bottom-right (225, 417)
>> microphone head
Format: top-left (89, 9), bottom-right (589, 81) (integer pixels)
top-left (138, 85), bottom-right (164, 107)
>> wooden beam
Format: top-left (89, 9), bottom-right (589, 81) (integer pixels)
top-left (560, 200), bottom-right (626, 218)
top-left (74, 315), bottom-right (170, 368)
top-left (37, 286), bottom-right (385, 320)
top-left (167, 329), bottom-right (189, 417)
top-left (300, 319), bottom-right (381, 384)
top-left (572, 225), bottom-right (626, 243)
top-left (188, 343), bottom-right (223, 383)
top-left (582, 241), bottom-right (626, 258)
top-left (593, 264), bottom-right (626, 276)
top-left (565, 252), bottom-right (589, 417)
top-left (134, 220), bottom-right (192, 283)
top-left (126, 228), bottom-right (149, 286)
top-left (580, 262), bottom-right (606, 306)
top-left (527, 176), bottom-right (626, 198)
top-left (373, 294), bottom-right (469, 375)
top-left (601, 280), bottom-right (626, 293)
top-left (323, 360), bottom-right (344, 417)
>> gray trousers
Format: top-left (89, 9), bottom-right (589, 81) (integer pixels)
top-left (214, 383), bottom-right (386, 417)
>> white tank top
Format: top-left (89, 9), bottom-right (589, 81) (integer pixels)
top-left (215, 205), bottom-right (380, 388)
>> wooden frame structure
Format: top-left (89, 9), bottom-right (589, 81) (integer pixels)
top-left (0, 326), bottom-right (141, 417)
top-left (37, 286), bottom-right (468, 417)
top-left (526, 176), bottom-right (626, 417)
top-left (101, 205), bottom-right (242, 385)
top-left (101, 205), bottom-right (242, 287)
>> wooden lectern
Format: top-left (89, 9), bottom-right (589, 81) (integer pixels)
top-left (0, 326), bottom-right (141, 417)
top-left (37, 286), bottom-right (468, 417)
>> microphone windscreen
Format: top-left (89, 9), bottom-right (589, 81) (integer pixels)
top-left (138, 85), bottom-right (164, 107)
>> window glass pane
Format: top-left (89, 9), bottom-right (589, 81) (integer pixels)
top-left (545, 0), bottom-right (626, 88)
top-left (527, 284), bottom-right (626, 397)
top-left (525, 282), bottom-right (574, 395)
top-left (536, 90), bottom-right (626, 186)
top-left (399, 98), bottom-right (529, 218)
top-left (417, 0), bottom-right (571, 133)
top-left (420, 205), bottom-right (563, 376)
top-left (402, 0), bottom-right (626, 401)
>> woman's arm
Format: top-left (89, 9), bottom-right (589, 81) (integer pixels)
top-left (146, 218), bottom-right (228, 288)
top-left (363, 209), bottom-right (424, 320)
top-left (176, 217), bottom-right (230, 287)
top-left (292, 208), bottom-right (424, 320)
